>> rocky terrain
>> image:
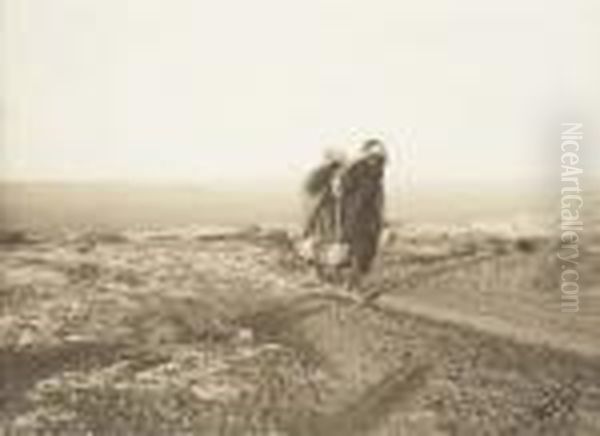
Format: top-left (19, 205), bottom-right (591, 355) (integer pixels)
top-left (1, 221), bottom-right (599, 435)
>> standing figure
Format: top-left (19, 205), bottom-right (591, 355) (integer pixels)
top-left (300, 140), bottom-right (387, 287)
top-left (302, 149), bottom-right (346, 243)
top-left (299, 149), bottom-right (349, 278)
top-left (341, 139), bottom-right (387, 286)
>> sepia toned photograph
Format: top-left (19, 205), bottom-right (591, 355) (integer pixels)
top-left (1, 1), bottom-right (599, 434)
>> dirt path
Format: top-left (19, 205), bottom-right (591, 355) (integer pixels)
top-left (243, 289), bottom-right (600, 436)
top-left (242, 237), bottom-right (600, 435)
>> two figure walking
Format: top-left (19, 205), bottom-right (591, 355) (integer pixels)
top-left (300, 139), bottom-right (387, 288)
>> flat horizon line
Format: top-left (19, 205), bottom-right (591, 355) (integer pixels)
top-left (1, 177), bottom-right (587, 193)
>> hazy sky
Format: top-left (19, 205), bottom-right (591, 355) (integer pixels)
top-left (2, 0), bottom-right (599, 189)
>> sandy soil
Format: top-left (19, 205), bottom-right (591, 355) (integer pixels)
top-left (1, 224), bottom-right (599, 435)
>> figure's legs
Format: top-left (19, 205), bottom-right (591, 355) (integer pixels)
top-left (347, 231), bottom-right (381, 292)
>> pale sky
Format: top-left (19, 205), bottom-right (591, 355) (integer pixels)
top-left (2, 0), bottom-right (599, 189)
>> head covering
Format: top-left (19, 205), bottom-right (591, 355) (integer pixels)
top-left (359, 139), bottom-right (387, 162)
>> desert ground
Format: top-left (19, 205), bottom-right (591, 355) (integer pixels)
top-left (0, 213), bottom-right (600, 436)
top-left (1, 205), bottom-right (599, 436)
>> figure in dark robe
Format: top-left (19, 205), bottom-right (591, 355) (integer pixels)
top-left (341, 139), bottom-right (387, 279)
top-left (301, 140), bottom-right (387, 286)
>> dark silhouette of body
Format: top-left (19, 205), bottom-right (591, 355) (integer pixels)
top-left (302, 140), bottom-right (387, 286)
top-left (341, 142), bottom-right (386, 277)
